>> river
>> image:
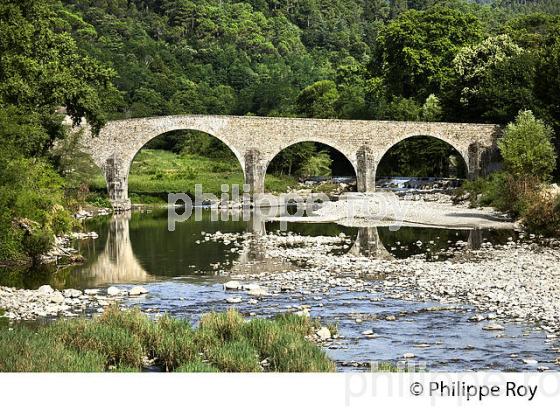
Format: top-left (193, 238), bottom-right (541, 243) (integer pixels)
top-left (1, 208), bottom-right (558, 372)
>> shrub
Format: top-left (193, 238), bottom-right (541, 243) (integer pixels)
top-left (0, 309), bottom-right (337, 372)
top-left (199, 309), bottom-right (245, 342)
top-left (175, 359), bottom-right (219, 373)
top-left (22, 227), bottom-right (54, 261)
top-left (204, 340), bottom-right (261, 372)
top-left (463, 172), bottom-right (539, 216)
top-left (498, 110), bottom-right (556, 181)
top-left (152, 314), bottom-right (196, 371)
top-left (522, 193), bottom-right (560, 237)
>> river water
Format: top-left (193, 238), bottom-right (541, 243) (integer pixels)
top-left (1, 208), bottom-right (558, 372)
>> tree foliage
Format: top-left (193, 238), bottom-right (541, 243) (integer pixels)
top-left (498, 110), bottom-right (556, 180)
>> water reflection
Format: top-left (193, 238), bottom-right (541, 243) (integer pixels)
top-left (72, 212), bottom-right (155, 286)
top-left (74, 211), bottom-right (510, 288)
top-left (0, 209), bottom-right (516, 291)
top-left (349, 227), bottom-right (394, 260)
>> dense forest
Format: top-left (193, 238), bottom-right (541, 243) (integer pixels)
top-left (2, 0), bottom-right (560, 260)
top-left (58, 0), bottom-right (560, 174)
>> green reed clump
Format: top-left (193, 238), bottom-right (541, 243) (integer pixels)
top-left (175, 359), bottom-right (219, 373)
top-left (152, 314), bottom-right (197, 371)
top-left (0, 307), bottom-right (336, 372)
top-left (0, 327), bottom-right (106, 372)
top-left (47, 318), bottom-right (145, 368)
top-left (203, 339), bottom-right (262, 372)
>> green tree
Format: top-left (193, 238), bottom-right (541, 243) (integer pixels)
top-left (375, 4), bottom-right (483, 99)
top-left (498, 110), bottom-right (556, 181)
top-left (299, 151), bottom-right (333, 178)
top-left (444, 34), bottom-right (538, 123)
top-left (0, 0), bottom-right (116, 143)
top-left (296, 80), bottom-right (339, 118)
top-left (421, 94), bottom-right (443, 121)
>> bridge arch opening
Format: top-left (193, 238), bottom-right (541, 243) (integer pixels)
top-left (376, 135), bottom-right (468, 190)
top-left (128, 129), bottom-right (244, 204)
top-left (264, 141), bottom-right (357, 194)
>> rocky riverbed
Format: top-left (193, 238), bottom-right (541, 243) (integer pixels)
top-left (202, 231), bottom-right (560, 337)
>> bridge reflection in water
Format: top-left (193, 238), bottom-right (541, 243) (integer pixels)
top-left (73, 212), bottom-right (486, 286)
top-left (72, 212), bottom-right (156, 286)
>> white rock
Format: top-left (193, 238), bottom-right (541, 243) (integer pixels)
top-left (316, 327), bottom-right (331, 340)
top-left (295, 308), bottom-right (310, 317)
top-left (247, 288), bottom-right (268, 297)
top-left (403, 353), bottom-right (416, 359)
top-left (84, 289), bottom-right (100, 295)
top-left (128, 286), bottom-right (148, 296)
top-left (522, 359), bottom-right (538, 365)
top-left (483, 323), bottom-right (505, 331)
top-left (107, 286), bottom-right (122, 296)
top-left (38, 285), bottom-right (54, 294)
top-left (361, 329), bottom-right (374, 336)
top-left (49, 292), bottom-right (65, 304)
top-left (63, 289), bottom-right (82, 298)
top-left (226, 297), bottom-right (242, 304)
top-left (223, 281), bottom-right (241, 291)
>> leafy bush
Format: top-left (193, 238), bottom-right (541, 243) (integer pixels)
top-left (498, 110), bottom-right (556, 181)
top-left (21, 228), bottom-right (54, 262)
top-left (522, 193), bottom-right (560, 237)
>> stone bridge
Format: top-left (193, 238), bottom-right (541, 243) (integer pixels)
top-left (77, 115), bottom-right (501, 209)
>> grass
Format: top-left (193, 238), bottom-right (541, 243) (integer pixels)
top-left (89, 149), bottom-right (297, 203)
top-left (0, 306), bottom-right (335, 372)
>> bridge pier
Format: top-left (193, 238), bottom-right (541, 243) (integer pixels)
top-left (244, 149), bottom-right (266, 198)
top-left (104, 155), bottom-right (132, 211)
top-left (356, 146), bottom-right (376, 192)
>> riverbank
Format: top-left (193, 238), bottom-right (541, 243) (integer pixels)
top-left (0, 306), bottom-right (335, 372)
top-left (0, 284), bottom-right (148, 321)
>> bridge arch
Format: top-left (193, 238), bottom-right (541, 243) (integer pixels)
top-left (95, 118), bottom-right (245, 209)
top-left (264, 138), bottom-right (357, 180)
top-left (374, 133), bottom-right (470, 183)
